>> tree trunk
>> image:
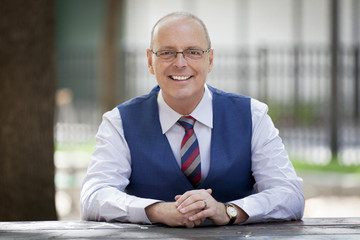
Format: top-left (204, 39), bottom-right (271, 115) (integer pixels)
top-left (0, 0), bottom-right (57, 220)
top-left (102, 0), bottom-right (125, 112)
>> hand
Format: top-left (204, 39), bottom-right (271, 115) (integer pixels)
top-left (175, 189), bottom-right (249, 225)
top-left (145, 202), bottom-right (206, 228)
top-left (175, 188), bottom-right (229, 225)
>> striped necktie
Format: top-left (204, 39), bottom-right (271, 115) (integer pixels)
top-left (178, 116), bottom-right (201, 187)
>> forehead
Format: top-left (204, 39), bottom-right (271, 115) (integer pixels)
top-left (152, 17), bottom-right (208, 49)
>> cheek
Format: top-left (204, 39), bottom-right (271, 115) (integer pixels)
top-left (207, 64), bottom-right (213, 73)
top-left (153, 61), bottom-right (170, 75)
top-left (199, 64), bottom-right (211, 77)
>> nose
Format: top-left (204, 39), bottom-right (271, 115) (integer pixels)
top-left (174, 52), bottom-right (187, 68)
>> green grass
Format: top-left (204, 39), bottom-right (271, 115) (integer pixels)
top-left (55, 141), bottom-right (95, 153)
top-left (292, 159), bottom-right (360, 174)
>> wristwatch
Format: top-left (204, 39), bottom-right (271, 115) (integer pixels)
top-left (224, 203), bottom-right (237, 225)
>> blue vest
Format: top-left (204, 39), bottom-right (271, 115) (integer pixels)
top-left (117, 86), bottom-right (255, 202)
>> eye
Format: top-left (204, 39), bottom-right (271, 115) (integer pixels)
top-left (187, 50), bottom-right (202, 55)
top-left (158, 50), bottom-right (175, 56)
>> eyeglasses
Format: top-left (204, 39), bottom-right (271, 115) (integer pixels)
top-left (151, 49), bottom-right (211, 61)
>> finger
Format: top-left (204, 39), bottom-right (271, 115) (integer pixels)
top-left (174, 195), bottom-right (182, 206)
top-left (185, 217), bottom-right (205, 228)
top-left (175, 192), bottom-right (197, 207)
top-left (178, 195), bottom-right (201, 210)
top-left (188, 209), bottom-right (212, 222)
top-left (179, 192), bottom-right (211, 210)
top-left (184, 220), bottom-right (195, 228)
top-left (178, 199), bottom-right (206, 214)
top-left (197, 217), bottom-right (207, 225)
top-left (175, 192), bottom-right (195, 207)
top-left (192, 218), bottom-right (203, 227)
top-left (175, 190), bottom-right (199, 206)
top-left (177, 189), bottom-right (209, 208)
top-left (202, 199), bottom-right (208, 210)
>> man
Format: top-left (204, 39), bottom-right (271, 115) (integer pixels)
top-left (81, 12), bottom-right (304, 228)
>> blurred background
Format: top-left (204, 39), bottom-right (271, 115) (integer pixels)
top-left (0, 0), bottom-right (359, 221)
top-left (55, 0), bottom-right (360, 220)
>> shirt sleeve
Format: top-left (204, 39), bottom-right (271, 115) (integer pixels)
top-left (80, 108), bottom-right (161, 224)
top-left (232, 99), bottom-right (305, 224)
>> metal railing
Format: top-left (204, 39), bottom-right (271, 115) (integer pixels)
top-left (56, 45), bottom-right (360, 163)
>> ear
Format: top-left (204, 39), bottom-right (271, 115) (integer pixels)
top-left (207, 49), bottom-right (214, 73)
top-left (147, 49), bottom-right (155, 75)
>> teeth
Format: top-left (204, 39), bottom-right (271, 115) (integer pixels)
top-left (171, 76), bottom-right (191, 80)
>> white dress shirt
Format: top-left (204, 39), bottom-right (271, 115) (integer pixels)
top-left (81, 84), bottom-right (304, 224)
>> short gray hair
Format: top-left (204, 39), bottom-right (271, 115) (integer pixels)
top-left (150, 12), bottom-right (211, 49)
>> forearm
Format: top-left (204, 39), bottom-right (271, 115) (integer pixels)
top-left (81, 186), bottom-right (160, 223)
top-left (233, 186), bottom-right (304, 224)
top-left (146, 202), bottom-right (205, 227)
top-left (146, 202), bottom-right (177, 225)
top-left (80, 108), bottom-right (161, 223)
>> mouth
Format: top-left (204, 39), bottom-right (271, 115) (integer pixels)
top-left (169, 75), bottom-right (192, 81)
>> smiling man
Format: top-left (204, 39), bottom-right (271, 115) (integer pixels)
top-left (81, 12), bottom-right (305, 228)
top-left (147, 14), bottom-right (213, 116)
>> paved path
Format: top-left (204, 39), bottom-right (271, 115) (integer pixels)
top-left (298, 170), bottom-right (360, 218)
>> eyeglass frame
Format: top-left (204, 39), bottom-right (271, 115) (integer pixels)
top-left (150, 48), bottom-right (212, 61)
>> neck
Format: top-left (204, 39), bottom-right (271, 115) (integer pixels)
top-left (162, 90), bottom-right (205, 116)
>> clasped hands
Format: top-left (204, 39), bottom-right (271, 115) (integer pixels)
top-left (146, 188), bottom-right (245, 228)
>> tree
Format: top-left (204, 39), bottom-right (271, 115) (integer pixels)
top-left (0, 0), bottom-right (57, 220)
top-left (102, 0), bottom-right (126, 112)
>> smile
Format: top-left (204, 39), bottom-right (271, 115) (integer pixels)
top-left (169, 75), bottom-right (192, 81)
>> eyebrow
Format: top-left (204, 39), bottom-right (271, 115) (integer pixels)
top-left (156, 46), bottom-right (206, 50)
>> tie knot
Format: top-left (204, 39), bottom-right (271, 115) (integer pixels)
top-left (178, 116), bottom-right (196, 130)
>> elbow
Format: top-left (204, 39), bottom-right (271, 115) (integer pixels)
top-left (288, 186), bottom-right (305, 221)
top-left (278, 184), bottom-right (305, 221)
top-left (288, 177), bottom-right (306, 220)
top-left (80, 201), bottom-right (100, 221)
top-left (80, 191), bottom-right (99, 221)
top-left (80, 200), bottom-right (95, 221)
top-left (296, 192), bottom-right (306, 220)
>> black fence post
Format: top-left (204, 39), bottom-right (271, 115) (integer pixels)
top-left (258, 47), bottom-right (268, 103)
top-left (293, 45), bottom-right (300, 123)
top-left (237, 48), bottom-right (250, 95)
top-left (330, 0), bottom-right (340, 162)
top-left (354, 45), bottom-right (359, 121)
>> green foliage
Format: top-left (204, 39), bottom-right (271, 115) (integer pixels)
top-left (267, 101), bottom-right (323, 126)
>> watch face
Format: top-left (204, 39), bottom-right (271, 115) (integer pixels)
top-left (228, 207), bottom-right (237, 217)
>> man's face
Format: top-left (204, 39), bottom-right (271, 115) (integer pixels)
top-left (147, 17), bottom-right (213, 111)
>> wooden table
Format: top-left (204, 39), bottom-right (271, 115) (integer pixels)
top-left (0, 218), bottom-right (359, 239)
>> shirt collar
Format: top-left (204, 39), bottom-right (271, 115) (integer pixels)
top-left (158, 84), bottom-right (213, 134)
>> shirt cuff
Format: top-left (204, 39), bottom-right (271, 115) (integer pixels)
top-left (128, 198), bottom-right (162, 224)
top-left (231, 198), bottom-right (262, 224)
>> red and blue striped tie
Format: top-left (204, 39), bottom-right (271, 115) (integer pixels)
top-left (178, 116), bottom-right (201, 187)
